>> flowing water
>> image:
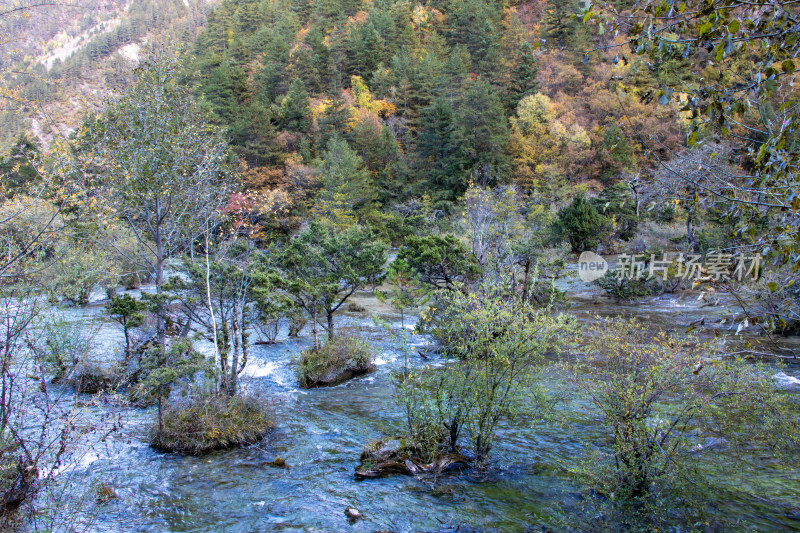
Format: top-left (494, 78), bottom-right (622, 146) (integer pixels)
top-left (40, 284), bottom-right (800, 532)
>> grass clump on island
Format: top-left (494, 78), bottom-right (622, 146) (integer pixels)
top-left (150, 394), bottom-right (273, 455)
top-left (296, 335), bottom-right (376, 388)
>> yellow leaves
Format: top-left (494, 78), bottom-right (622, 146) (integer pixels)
top-left (349, 76), bottom-right (395, 117)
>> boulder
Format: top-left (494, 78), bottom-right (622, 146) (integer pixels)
top-left (344, 506), bottom-right (363, 522)
top-left (269, 457), bottom-right (287, 468)
top-left (346, 302), bottom-right (366, 313)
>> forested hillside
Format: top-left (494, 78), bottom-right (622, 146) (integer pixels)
top-left (185, 0), bottom-right (681, 216)
top-left (0, 0), bottom-right (217, 148)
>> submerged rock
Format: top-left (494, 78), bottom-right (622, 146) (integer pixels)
top-left (268, 457), bottom-right (287, 468)
top-left (355, 439), bottom-right (469, 479)
top-left (344, 506), bottom-right (363, 522)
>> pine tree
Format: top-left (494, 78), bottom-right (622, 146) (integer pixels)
top-left (418, 97), bottom-right (466, 203)
top-left (556, 195), bottom-right (609, 253)
top-left (457, 80), bottom-right (510, 189)
top-left (507, 41), bottom-right (539, 110)
top-left (317, 77), bottom-right (351, 148)
top-left (0, 134), bottom-right (40, 197)
top-left (280, 77), bottom-right (312, 132)
top-left (315, 136), bottom-right (376, 223)
top-left (543, 0), bottom-right (591, 54)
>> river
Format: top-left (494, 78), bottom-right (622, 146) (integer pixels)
top-left (36, 283), bottom-right (800, 532)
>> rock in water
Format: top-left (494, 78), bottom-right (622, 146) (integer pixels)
top-left (344, 506), bottom-right (363, 522)
top-left (355, 439), bottom-right (469, 479)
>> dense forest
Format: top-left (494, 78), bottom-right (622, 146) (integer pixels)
top-left (185, 0), bottom-right (682, 215)
top-left (0, 0), bottom-right (799, 530)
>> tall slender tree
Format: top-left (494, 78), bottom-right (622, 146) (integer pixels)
top-left (88, 53), bottom-right (234, 348)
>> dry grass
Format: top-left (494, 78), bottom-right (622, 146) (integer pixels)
top-left (296, 335), bottom-right (374, 388)
top-left (150, 394), bottom-right (274, 455)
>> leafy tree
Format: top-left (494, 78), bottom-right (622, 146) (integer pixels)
top-left (567, 318), bottom-right (799, 528)
top-left (403, 292), bottom-right (572, 464)
top-left (556, 195), bottom-right (609, 253)
top-left (87, 53), bottom-right (234, 348)
top-left (599, 122), bottom-right (637, 181)
top-left (583, 0), bottom-right (800, 271)
top-left (164, 241), bottom-right (275, 396)
top-left (595, 182), bottom-right (638, 241)
top-left (134, 340), bottom-right (210, 434)
top-left (377, 258), bottom-right (428, 329)
top-left (280, 221), bottom-right (387, 346)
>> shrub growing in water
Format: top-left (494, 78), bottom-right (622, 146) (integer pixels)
top-left (0, 434), bottom-right (36, 518)
top-left (594, 270), bottom-right (659, 300)
top-left (405, 292), bottom-right (573, 465)
top-left (295, 334), bottom-right (375, 388)
top-left (566, 317), bottom-right (799, 529)
top-left (150, 394), bottom-right (273, 455)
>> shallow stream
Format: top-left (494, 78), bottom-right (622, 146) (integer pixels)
top-left (43, 284), bottom-right (800, 532)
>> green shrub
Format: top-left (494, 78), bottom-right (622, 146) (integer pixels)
top-left (595, 182), bottom-right (638, 241)
top-left (0, 434), bottom-right (36, 518)
top-left (594, 271), bottom-right (660, 300)
top-left (556, 195), bottom-right (609, 253)
top-left (39, 316), bottom-right (91, 382)
top-left (296, 334), bottom-right (375, 388)
top-left (410, 293), bottom-right (573, 464)
top-left (566, 318), bottom-right (799, 529)
top-left (64, 363), bottom-right (120, 394)
top-left (150, 394), bottom-right (273, 455)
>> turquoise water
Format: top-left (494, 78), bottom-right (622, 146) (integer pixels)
top-left (41, 290), bottom-right (800, 532)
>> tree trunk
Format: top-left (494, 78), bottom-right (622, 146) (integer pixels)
top-left (521, 260), bottom-right (531, 303)
top-left (239, 313), bottom-right (248, 374)
top-left (155, 252), bottom-right (166, 350)
top-left (312, 307), bottom-right (319, 349)
top-left (219, 321), bottom-right (230, 393)
top-left (204, 232), bottom-right (220, 378)
top-left (230, 310), bottom-right (239, 396)
top-left (158, 393), bottom-right (164, 435)
top-left (686, 215), bottom-right (697, 252)
top-left (123, 319), bottom-right (131, 363)
top-left (327, 310), bottom-right (334, 341)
